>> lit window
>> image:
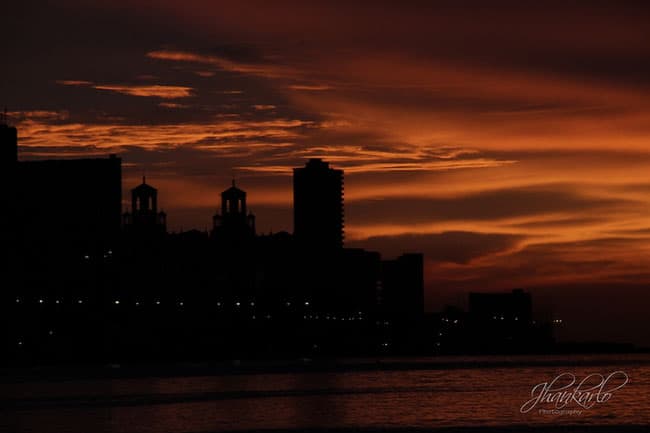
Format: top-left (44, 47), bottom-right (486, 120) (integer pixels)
top-left (114, 300), bottom-right (120, 305)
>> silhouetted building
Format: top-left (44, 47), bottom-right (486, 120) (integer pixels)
top-left (467, 289), bottom-right (538, 352)
top-left (339, 248), bottom-right (382, 311)
top-left (212, 180), bottom-right (256, 243)
top-left (0, 117), bottom-right (19, 282)
top-left (293, 159), bottom-right (344, 250)
top-left (0, 119), bottom-right (17, 167)
top-left (381, 253), bottom-right (425, 315)
top-left (1, 117), bottom-right (18, 241)
top-left (4, 124), bottom-right (433, 362)
top-left (123, 177), bottom-right (167, 235)
top-left (469, 288), bottom-right (532, 323)
top-left (15, 156), bottom-right (122, 252)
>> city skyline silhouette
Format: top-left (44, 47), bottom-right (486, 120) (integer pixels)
top-left (4, 4), bottom-right (650, 433)
top-left (4, 1), bottom-right (650, 351)
top-left (2, 119), bottom-right (644, 364)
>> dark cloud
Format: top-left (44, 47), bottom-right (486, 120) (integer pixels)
top-left (348, 231), bottom-right (523, 264)
top-left (347, 185), bottom-right (639, 225)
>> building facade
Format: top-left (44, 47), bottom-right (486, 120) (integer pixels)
top-left (293, 158), bottom-right (344, 250)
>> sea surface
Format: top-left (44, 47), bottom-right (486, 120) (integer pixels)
top-left (1, 354), bottom-right (649, 433)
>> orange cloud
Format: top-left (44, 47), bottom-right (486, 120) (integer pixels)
top-left (252, 104), bottom-right (276, 111)
top-left (56, 80), bottom-right (94, 86)
top-left (57, 79), bottom-right (193, 99)
top-left (158, 102), bottom-right (190, 109)
top-left (15, 118), bottom-right (312, 152)
top-left (146, 49), bottom-right (296, 79)
top-left (8, 110), bottom-right (70, 121)
top-left (93, 84), bottom-right (193, 99)
top-left (288, 84), bottom-right (333, 91)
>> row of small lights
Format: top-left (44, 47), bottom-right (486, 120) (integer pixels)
top-left (301, 313), bottom-right (366, 321)
top-left (16, 298), bottom-right (86, 305)
top-left (492, 315), bottom-right (519, 321)
top-left (14, 299), bottom-right (315, 308)
top-left (13, 298), bottom-right (372, 322)
top-left (114, 300), bottom-right (314, 308)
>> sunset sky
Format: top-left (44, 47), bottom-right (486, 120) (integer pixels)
top-left (5, 1), bottom-right (650, 344)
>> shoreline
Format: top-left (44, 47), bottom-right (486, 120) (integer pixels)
top-left (2, 352), bottom-right (650, 382)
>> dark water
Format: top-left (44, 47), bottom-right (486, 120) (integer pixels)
top-left (1, 354), bottom-right (649, 433)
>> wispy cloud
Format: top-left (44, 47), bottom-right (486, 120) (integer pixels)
top-left (147, 49), bottom-right (295, 79)
top-left (8, 110), bottom-right (70, 121)
top-left (94, 84), bottom-right (193, 98)
top-left (158, 102), bottom-right (190, 109)
top-left (15, 117), bottom-right (313, 153)
top-left (252, 104), bottom-right (276, 111)
top-left (57, 79), bottom-right (194, 99)
top-left (56, 80), bottom-right (94, 86)
top-left (288, 84), bottom-right (333, 91)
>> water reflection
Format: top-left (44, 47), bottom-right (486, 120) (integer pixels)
top-left (1, 355), bottom-right (649, 433)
